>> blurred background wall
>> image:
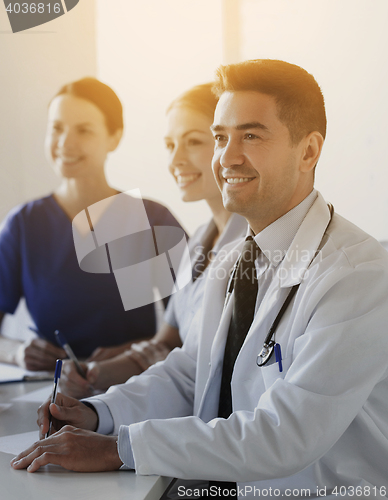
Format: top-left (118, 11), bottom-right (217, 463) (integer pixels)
top-left (1, 0), bottom-right (388, 238)
top-left (0, 0), bottom-right (97, 221)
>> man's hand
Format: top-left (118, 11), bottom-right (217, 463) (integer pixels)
top-left (10, 427), bottom-right (123, 472)
top-left (37, 392), bottom-right (98, 439)
top-left (15, 338), bottom-right (66, 371)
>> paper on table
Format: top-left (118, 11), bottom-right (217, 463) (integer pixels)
top-left (0, 430), bottom-right (39, 456)
top-left (0, 404), bottom-right (12, 413)
top-left (0, 362), bottom-right (52, 383)
top-left (12, 384), bottom-right (53, 403)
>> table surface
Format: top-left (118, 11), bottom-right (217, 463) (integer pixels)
top-left (0, 380), bottom-right (171, 500)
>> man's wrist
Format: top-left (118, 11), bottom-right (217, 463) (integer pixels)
top-left (81, 398), bottom-right (115, 434)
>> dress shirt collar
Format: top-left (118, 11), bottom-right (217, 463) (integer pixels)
top-left (250, 189), bottom-right (318, 268)
top-left (203, 213), bottom-right (248, 261)
top-left (213, 213), bottom-right (247, 256)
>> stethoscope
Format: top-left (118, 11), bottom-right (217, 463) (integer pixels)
top-left (224, 203), bottom-right (334, 372)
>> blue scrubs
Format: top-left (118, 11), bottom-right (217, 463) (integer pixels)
top-left (0, 194), bottom-right (184, 358)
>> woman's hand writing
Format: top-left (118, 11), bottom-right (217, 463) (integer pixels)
top-left (128, 340), bottom-right (171, 371)
top-left (15, 338), bottom-right (66, 371)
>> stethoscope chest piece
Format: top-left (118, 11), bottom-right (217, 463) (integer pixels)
top-left (256, 340), bottom-right (276, 367)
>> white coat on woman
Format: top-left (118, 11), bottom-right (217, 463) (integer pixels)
top-left (92, 192), bottom-right (388, 498)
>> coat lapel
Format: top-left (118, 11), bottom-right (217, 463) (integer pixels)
top-left (233, 193), bottom-right (332, 386)
top-left (195, 238), bottom-right (244, 417)
top-left (196, 192), bottom-right (332, 417)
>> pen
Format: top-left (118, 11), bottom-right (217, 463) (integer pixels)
top-left (274, 343), bottom-right (283, 373)
top-left (54, 330), bottom-right (86, 378)
top-left (46, 359), bottom-right (62, 438)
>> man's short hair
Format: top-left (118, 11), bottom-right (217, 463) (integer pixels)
top-left (213, 59), bottom-right (326, 144)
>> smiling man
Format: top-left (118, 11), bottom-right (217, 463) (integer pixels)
top-left (210, 61), bottom-right (325, 236)
top-left (11, 60), bottom-right (388, 499)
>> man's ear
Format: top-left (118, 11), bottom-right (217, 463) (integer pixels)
top-left (299, 131), bottom-right (324, 172)
top-left (108, 128), bottom-right (123, 152)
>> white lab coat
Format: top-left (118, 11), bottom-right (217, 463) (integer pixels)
top-left (96, 193), bottom-right (388, 498)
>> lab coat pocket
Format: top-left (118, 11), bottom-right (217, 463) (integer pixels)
top-left (260, 355), bottom-right (291, 390)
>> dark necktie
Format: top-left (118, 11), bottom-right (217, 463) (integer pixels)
top-left (218, 236), bottom-right (260, 419)
top-left (209, 237), bottom-right (259, 498)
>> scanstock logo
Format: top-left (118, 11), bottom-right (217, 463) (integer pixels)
top-left (72, 190), bottom-right (191, 311)
top-left (3, 0), bottom-right (80, 33)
